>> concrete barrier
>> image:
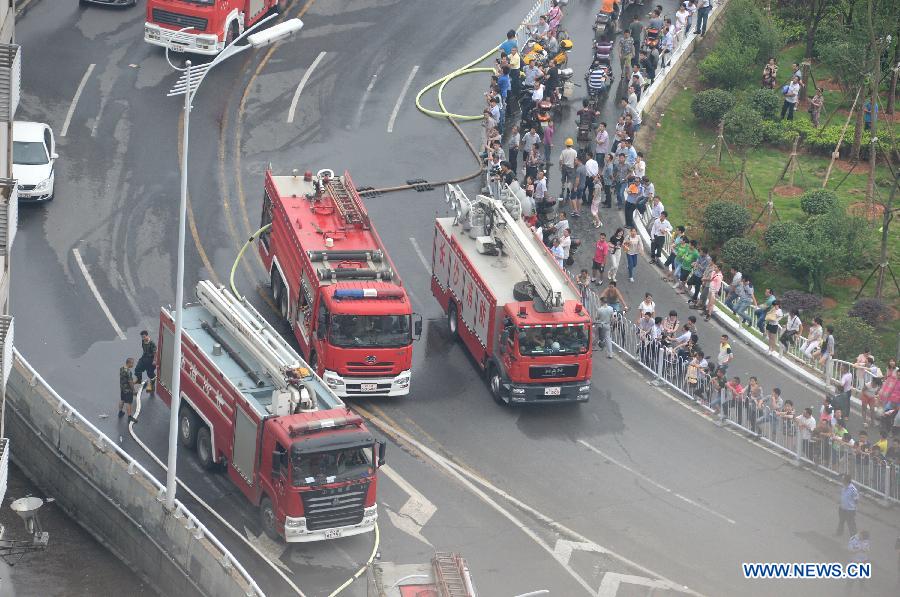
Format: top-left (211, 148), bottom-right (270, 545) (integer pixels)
top-left (4, 349), bottom-right (263, 597)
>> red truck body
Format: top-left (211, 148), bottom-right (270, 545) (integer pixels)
top-left (431, 207), bottom-right (592, 404)
top-left (155, 284), bottom-right (383, 542)
top-left (144, 0), bottom-right (282, 55)
top-left (258, 168), bottom-right (419, 398)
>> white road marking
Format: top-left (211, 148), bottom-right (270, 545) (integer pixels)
top-left (90, 97), bottom-right (108, 138)
top-left (243, 526), bottom-right (292, 574)
top-left (359, 408), bottom-right (700, 597)
top-left (577, 439), bottom-right (736, 525)
top-left (387, 65), bottom-right (419, 133)
top-left (408, 237), bottom-right (431, 273)
top-left (381, 464), bottom-right (436, 547)
top-left (61, 64), bottom-right (95, 137)
top-left (352, 63), bottom-right (385, 129)
top-left (72, 248), bottom-right (126, 340)
top-left (287, 51), bottom-right (326, 124)
top-left (597, 572), bottom-right (679, 597)
top-left (553, 539), bottom-right (603, 567)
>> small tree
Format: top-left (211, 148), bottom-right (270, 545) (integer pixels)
top-left (691, 89), bottom-right (736, 124)
top-left (779, 290), bottom-right (823, 315)
top-left (721, 237), bottom-right (763, 273)
top-left (831, 316), bottom-right (878, 361)
top-left (703, 201), bottom-right (751, 244)
top-left (848, 298), bottom-right (888, 327)
top-left (799, 189), bottom-right (839, 216)
top-left (744, 88), bottom-right (782, 120)
top-left (723, 106), bottom-right (764, 150)
top-left (764, 221), bottom-right (803, 247)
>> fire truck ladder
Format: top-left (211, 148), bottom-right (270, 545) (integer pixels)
top-left (432, 552), bottom-right (476, 597)
top-left (326, 176), bottom-right (369, 228)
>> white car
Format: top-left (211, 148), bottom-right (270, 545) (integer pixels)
top-left (13, 121), bottom-right (58, 202)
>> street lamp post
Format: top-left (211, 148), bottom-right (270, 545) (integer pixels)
top-left (162, 16), bottom-right (304, 510)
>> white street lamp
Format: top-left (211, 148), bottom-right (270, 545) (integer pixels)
top-left (162, 16), bottom-right (304, 511)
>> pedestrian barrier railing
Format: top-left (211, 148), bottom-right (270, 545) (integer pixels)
top-left (516, 0), bottom-right (553, 52)
top-left (577, 291), bottom-right (900, 504)
top-left (12, 348), bottom-right (265, 597)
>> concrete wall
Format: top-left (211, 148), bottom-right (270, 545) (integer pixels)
top-left (4, 352), bottom-right (260, 597)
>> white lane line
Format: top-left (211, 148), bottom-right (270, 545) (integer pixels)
top-left (387, 65), bottom-right (419, 133)
top-left (287, 51), bottom-right (326, 124)
top-left (353, 63), bottom-right (385, 130)
top-left (61, 64), bottom-right (96, 137)
top-left (408, 237), bottom-right (431, 273)
top-left (72, 248), bottom-right (126, 340)
top-left (597, 572), bottom-right (679, 597)
top-left (577, 439), bottom-right (736, 525)
top-left (359, 407), bottom-right (700, 597)
top-left (381, 464), bottom-right (436, 546)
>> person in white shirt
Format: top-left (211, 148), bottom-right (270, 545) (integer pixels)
top-left (551, 238), bottom-right (565, 268)
top-left (801, 316), bottom-right (824, 358)
top-left (533, 170), bottom-right (547, 203)
top-left (779, 309), bottom-right (802, 355)
top-left (558, 139), bottom-right (578, 199)
top-left (554, 211), bottom-right (569, 238)
top-left (780, 75), bottom-right (801, 120)
top-left (632, 153), bottom-right (646, 179)
top-left (649, 211), bottom-right (672, 264)
top-left (649, 195), bottom-right (665, 220)
top-left (559, 228), bottom-right (572, 261)
top-left (637, 293), bottom-right (656, 318)
top-left (795, 407), bottom-right (816, 458)
top-left (594, 123), bottom-right (610, 164)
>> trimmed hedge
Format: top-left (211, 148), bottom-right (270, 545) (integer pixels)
top-left (764, 221), bottom-right (803, 248)
top-left (703, 201), bottom-right (751, 243)
top-left (723, 105), bottom-right (764, 149)
top-left (744, 88), bottom-right (782, 120)
top-left (721, 237), bottom-right (763, 273)
top-left (691, 89), bottom-right (736, 124)
top-left (848, 298), bottom-right (889, 327)
top-left (799, 189), bottom-right (839, 216)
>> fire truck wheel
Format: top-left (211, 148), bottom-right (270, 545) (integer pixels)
top-left (488, 365), bottom-right (505, 405)
top-left (179, 407), bottom-right (198, 450)
top-left (197, 427), bottom-right (215, 470)
top-left (448, 303), bottom-right (459, 338)
top-left (260, 497), bottom-right (280, 541)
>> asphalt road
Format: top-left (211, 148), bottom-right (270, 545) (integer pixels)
top-left (11, 1), bottom-right (900, 596)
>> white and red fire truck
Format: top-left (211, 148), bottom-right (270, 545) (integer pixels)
top-left (156, 280), bottom-right (385, 542)
top-left (144, 0), bottom-right (284, 55)
top-left (432, 185), bottom-right (593, 404)
top-left (258, 168), bottom-right (421, 398)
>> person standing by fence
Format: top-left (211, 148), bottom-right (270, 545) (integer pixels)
top-left (836, 473), bottom-right (859, 537)
top-left (624, 226), bottom-right (642, 283)
top-left (595, 297), bottom-right (614, 359)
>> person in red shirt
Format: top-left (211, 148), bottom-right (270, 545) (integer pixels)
top-left (592, 233), bottom-right (609, 284)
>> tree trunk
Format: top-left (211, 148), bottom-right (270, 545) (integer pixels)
top-left (864, 0), bottom-right (880, 218)
top-left (889, 67), bottom-right (898, 115)
top-left (851, 96), bottom-right (865, 161)
top-left (874, 177), bottom-right (897, 298)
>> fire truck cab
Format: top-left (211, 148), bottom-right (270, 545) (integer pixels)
top-left (258, 168), bottom-right (421, 398)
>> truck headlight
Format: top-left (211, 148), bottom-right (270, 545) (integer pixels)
top-left (511, 387), bottom-right (526, 395)
top-left (396, 373), bottom-right (410, 388)
top-left (323, 372), bottom-right (344, 388)
top-left (579, 385), bottom-right (591, 393)
top-left (285, 518), bottom-right (305, 529)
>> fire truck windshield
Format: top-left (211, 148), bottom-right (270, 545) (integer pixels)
top-left (329, 314), bottom-right (411, 348)
top-left (518, 325), bottom-right (590, 356)
top-left (291, 445), bottom-right (374, 486)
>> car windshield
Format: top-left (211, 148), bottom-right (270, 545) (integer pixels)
top-left (291, 445), bottom-right (373, 486)
top-left (518, 324), bottom-right (590, 356)
top-left (329, 314), bottom-right (411, 348)
top-left (13, 141), bottom-right (48, 166)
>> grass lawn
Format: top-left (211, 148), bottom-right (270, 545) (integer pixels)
top-left (647, 85), bottom-right (900, 359)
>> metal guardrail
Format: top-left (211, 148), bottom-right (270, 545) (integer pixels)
top-left (12, 348), bottom-right (265, 597)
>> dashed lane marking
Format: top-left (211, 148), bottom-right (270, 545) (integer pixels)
top-left (408, 237), bottom-right (431, 273)
top-left (353, 63), bottom-right (385, 129)
top-left (61, 64), bottom-right (95, 137)
top-left (287, 51), bottom-right (327, 124)
top-left (387, 65), bottom-right (419, 133)
top-left (577, 439), bottom-right (737, 525)
top-left (72, 248), bottom-right (126, 340)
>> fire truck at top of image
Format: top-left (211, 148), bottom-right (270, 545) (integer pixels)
top-left (258, 168), bottom-right (422, 398)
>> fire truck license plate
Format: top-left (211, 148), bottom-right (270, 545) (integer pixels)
top-left (324, 528), bottom-right (343, 539)
top-left (544, 387), bottom-right (561, 396)
top-left (361, 383), bottom-right (378, 392)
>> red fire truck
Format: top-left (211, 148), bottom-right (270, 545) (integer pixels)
top-left (144, 0), bottom-right (283, 55)
top-left (432, 185), bottom-right (593, 405)
top-left (156, 280), bottom-right (385, 542)
top-left (258, 168), bottom-right (421, 398)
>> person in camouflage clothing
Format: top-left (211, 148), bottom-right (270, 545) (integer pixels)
top-left (135, 330), bottom-right (157, 393)
top-left (119, 357), bottom-right (136, 421)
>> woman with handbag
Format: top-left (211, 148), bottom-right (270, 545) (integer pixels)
top-left (764, 300), bottom-right (783, 355)
top-left (607, 228), bottom-right (625, 282)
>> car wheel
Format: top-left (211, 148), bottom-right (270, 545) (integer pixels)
top-left (260, 497), bottom-right (280, 541)
top-left (179, 407), bottom-right (198, 450)
top-left (196, 427), bottom-right (215, 470)
top-left (448, 303), bottom-right (459, 339)
top-left (489, 365), bottom-right (505, 405)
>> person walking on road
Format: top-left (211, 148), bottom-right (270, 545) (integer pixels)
top-left (119, 357), bottom-right (137, 421)
top-left (559, 138), bottom-right (577, 201)
top-left (607, 228), bottom-right (625, 283)
top-left (595, 297), bottom-right (615, 359)
top-left (618, 30), bottom-right (635, 74)
top-left (592, 233), bottom-right (609, 283)
top-left (624, 226), bottom-right (642, 283)
top-left (836, 474), bottom-right (859, 537)
top-left (135, 330), bottom-right (157, 393)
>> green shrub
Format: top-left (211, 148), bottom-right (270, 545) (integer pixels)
top-left (723, 105), bottom-right (764, 149)
top-left (702, 201), bottom-right (751, 244)
top-left (720, 0), bottom-right (782, 63)
top-left (759, 120), bottom-right (796, 147)
top-left (848, 298), bottom-right (889, 327)
top-left (699, 41), bottom-right (755, 90)
top-left (720, 237), bottom-right (763, 273)
top-left (690, 89), bottom-right (736, 124)
top-left (763, 221), bottom-right (803, 248)
top-left (799, 189), bottom-right (839, 216)
top-left (830, 316), bottom-right (878, 362)
top-left (744, 88), bottom-right (782, 120)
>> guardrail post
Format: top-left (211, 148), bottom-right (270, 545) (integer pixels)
top-left (881, 463), bottom-right (891, 507)
top-left (794, 429), bottom-right (802, 466)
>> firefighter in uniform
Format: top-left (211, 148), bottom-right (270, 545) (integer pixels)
top-left (119, 357), bottom-right (137, 420)
top-left (135, 330), bottom-right (157, 393)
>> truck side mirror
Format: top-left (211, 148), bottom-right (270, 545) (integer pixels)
top-left (413, 314), bottom-right (423, 340)
top-left (377, 442), bottom-right (386, 467)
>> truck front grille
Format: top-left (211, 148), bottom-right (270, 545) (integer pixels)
top-left (346, 361), bottom-right (395, 374)
top-left (529, 364), bottom-right (579, 379)
top-left (301, 481), bottom-right (368, 531)
top-left (152, 9), bottom-right (208, 32)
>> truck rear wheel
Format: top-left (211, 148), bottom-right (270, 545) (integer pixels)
top-left (196, 427), bottom-right (215, 470)
top-left (488, 364), bottom-right (505, 405)
top-left (179, 407), bottom-right (198, 450)
top-left (260, 497), bottom-right (280, 541)
top-left (448, 303), bottom-right (459, 339)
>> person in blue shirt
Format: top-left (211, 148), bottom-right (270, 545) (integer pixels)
top-left (863, 99), bottom-right (878, 131)
top-left (497, 66), bottom-right (511, 105)
top-left (499, 29), bottom-right (517, 57)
